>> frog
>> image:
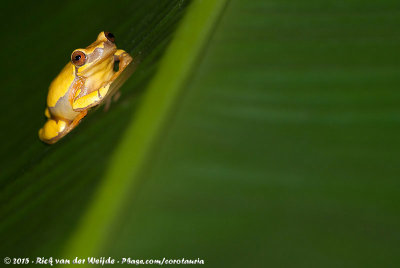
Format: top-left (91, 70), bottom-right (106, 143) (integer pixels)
top-left (38, 31), bottom-right (133, 144)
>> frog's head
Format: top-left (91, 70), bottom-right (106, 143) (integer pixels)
top-left (71, 31), bottom-right (117, 75)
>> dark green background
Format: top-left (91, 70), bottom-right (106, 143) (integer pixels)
top-left (1, 0), bottom-right (400, 267)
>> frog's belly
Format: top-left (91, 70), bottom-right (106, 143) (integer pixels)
top-left (49, 92), bottom-right (80, 121)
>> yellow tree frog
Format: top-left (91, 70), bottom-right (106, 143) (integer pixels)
top-left (39, 31), bottom-right (133, 144)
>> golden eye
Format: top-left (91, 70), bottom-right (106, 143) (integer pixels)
top-left (71, 51), bottom-right (87, 66)
top-left (104, 31), bottom-right (115, 43)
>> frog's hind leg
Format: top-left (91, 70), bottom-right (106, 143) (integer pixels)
top-left (38, 118), bottom-right (70, 144)
top-left (39, 111), bottom-right (87, 144)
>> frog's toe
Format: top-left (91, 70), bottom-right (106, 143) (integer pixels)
top-left (38, 119), bottom-right (68, 144)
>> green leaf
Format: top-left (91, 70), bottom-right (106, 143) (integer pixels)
top-left (0, 0), bottom-right (193, 257)
top-left (63, 0), bottom-right (227, 258)
top-left (1, 0), bottom-right (400, 267)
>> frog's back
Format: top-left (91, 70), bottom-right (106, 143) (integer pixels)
top-left (47, 62), bottom-right (79, 120)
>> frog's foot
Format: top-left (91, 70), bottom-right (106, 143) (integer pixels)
top-left (104, 91), bottom-right (121, 112)
top-left (113, 91), bottom-right (121, 102)
top-left (38, 118), bottom-right (70, 144)
top-left (44, 108), bottom-right (51, 118)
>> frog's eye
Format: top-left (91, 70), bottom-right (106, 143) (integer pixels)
top-left (71, 51), bottom-right (87, 66)
top-left (104, 31), bottom-right (115, 43)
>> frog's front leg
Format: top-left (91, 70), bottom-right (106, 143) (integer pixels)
top-left (72, 84), bottom-right (111, 111)
top-left (103, 49), bottom-right (133, 111)
top-left (113, 49), bottom-right (133, 81)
